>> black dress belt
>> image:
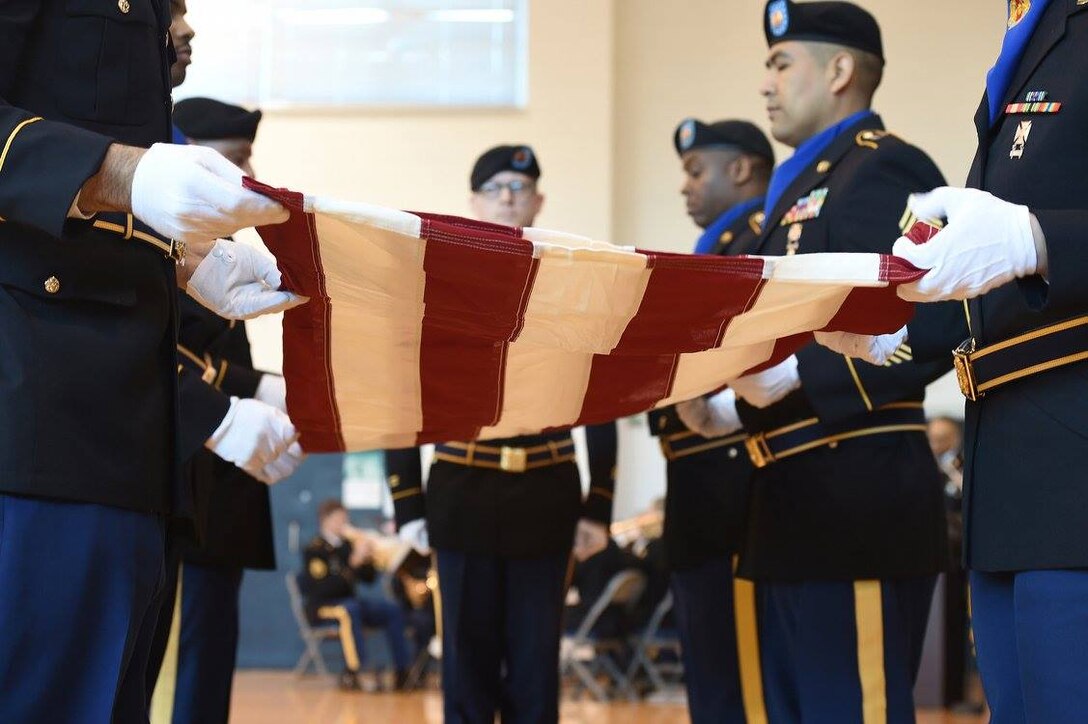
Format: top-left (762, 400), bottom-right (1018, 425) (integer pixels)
top-left (433, 438), bottom-right (576, 473)
top-left (953, 315), bottom-right (1088, 401)
top-left (744, 403), bottom-right (926, 468)
top-left (658, 430), bottom-right (748, 462)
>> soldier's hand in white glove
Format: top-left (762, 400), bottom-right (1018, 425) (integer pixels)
top-left (729, 355), bottom-right (801, 409)
top-left (131, 143), bottom-right (289, 243)
top-left (185, 239), bottom-right (307, 320)
top-left (206, 397), bottom-right (299, 482)
top-left (254, 441), bottom-right (305, 485)
top-left (398, 518), bottom-right (431, 555)
top-left (814, 325), bottom-right (908, 366)
top-left (675, 389), bottom-right (743, 438)
top-left (894, 187), bottom-right (1046, 302)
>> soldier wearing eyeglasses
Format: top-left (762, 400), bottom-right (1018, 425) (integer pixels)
top-left (384, 144), bottom-right (619, 724)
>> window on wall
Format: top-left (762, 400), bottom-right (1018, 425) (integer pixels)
top-left (177, 0), bottom-right (529, 109)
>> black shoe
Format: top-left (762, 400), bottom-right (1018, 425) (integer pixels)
top-left (393, 669), bottom-right (411, 691)
top-left (338, 670), bottom-right (363, 692)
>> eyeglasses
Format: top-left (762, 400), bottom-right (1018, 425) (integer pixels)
top-left (476, 179), bottom-right (536, 199)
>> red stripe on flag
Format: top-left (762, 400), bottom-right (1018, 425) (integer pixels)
top-left (245, 178), bottom-right (346, 452)
top-left (612, 252), bottom-right (767, 354)
top-left (572, 353), bottom-right (680, 427)
top-left (415, 218), bottom-right (539, 443)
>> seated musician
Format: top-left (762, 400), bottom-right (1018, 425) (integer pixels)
top-left (299, 500), bottom-right (413, 691)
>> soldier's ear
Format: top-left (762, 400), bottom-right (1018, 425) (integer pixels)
top-left (730, 155), bottom-right (754, 186)
top-left (827, 50), bottom-right (856, 95)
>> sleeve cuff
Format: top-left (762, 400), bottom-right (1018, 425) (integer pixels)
top-left (0, 117), bottom-right (113, 238)
top-left (582, 488), bottom-right (614, 525)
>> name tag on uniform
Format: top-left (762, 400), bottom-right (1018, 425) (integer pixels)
top-left (780, 188), bottom-right (828, 226)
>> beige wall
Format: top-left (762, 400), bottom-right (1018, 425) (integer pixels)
top-left (248, 0), bottom-right (615, 240)
top-left (612, 0), bottom-right (1004, 253)
top-left (227, 1), bottom-right (1008, 516)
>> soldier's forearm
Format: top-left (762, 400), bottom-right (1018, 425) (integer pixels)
top-left (77, 143), bottom-right (146, 214)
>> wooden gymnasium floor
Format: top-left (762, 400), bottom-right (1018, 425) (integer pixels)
top-left (230, 671), bottom-right (987, 724)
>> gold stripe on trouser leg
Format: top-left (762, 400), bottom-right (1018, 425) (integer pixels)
top-left (854, 580), bottom-right (887, 724)
top-left (430, 556), bottom-right (442, 642)
top-left (318, 606), bottom-right (361, 671)
top-left (732, 557), bottom-right (768, 724)
top-left (150, 563), bottom-right (183, 724)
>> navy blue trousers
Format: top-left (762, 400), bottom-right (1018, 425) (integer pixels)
top-left (672, 555), bottom-right (751, 724)
top-left (971, 570), bottom-right (1088, 724)
top-left (317, 596), bottom-right (413, 672)
top-left (758, 576), bottom-right (935, 724)
top-left (0, 493), bottom-right (166, 723)
top-left (436, 548), bottom-right (569, 724)
top-left (150, 563), bottom-right (244, 724)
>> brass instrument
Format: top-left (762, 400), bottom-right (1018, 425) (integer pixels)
top-left (609, 510), bottom-right (664, 548)
top-left (342, 524), bottom-right (434, 610)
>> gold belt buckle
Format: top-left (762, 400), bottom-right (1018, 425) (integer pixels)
top-left (952, 338), bottom-right (980, 401)
top-left (499, 446), bottom-right (528, 473)
top-left (744, 433), bottom-right (774, 469)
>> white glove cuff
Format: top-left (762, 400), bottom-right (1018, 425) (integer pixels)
top-left (206, 396), bottom-right (242, 449)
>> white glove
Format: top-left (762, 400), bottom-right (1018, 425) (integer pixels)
top-left (206, 397), bottom-right (299, 482)
top-left (254, 441), bottom-right (305, 485)
top-left (255, 374), bottom-right (288, 413)
top-left (131, 143), bottom-right (289, 243)
top-left (814, 325), bottom-right (908, 366)
top-left (398, 518), bottom-right (430, 555)
top-left (894, 187), bottom-right (1038, 302)
top-left (729, 355), bottom-right (801, 408)
top-left (572, 519), bottom-right (610, 562)
top-left (675, 389), bottom-right (743, 438)
top-left (186, 239), bottom-right (307, 320)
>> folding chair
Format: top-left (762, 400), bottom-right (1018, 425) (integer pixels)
top-left (285, 572), bottom-right (339, 677)
top-left (561, 568), bottom-right (647, 702)
top-left (625, 589), bottom-right (683, 694)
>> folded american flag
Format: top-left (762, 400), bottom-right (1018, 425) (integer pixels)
top-left (246, 179), bottom-right (926, 453)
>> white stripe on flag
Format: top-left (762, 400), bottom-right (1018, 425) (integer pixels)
top-left (480, 239), bottom-right (652, 437)
top-left (313, 211), bottom-right (427, 449)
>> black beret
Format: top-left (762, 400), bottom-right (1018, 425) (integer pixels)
top-left (173, 97), bottom-right (263, 141)
top-left (674, 118), bottom-right (775, 165)
top-left (764, 0), bottom-right (883, 62)
top-left (470, 145), bottom-right (541, 191)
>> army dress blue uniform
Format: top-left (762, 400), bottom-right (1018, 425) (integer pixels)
top-left (906, 2), bottom-right (1088, 720)
top-left (147, 292), bottom-right (278, 724)
top-left (0, 1), bottom-right (229, 720)
top-left (384, 422), bottom-right (616, 724)
top-left (737, 105), bottom-right (959, 724)
top-left (649, 212), bottom-right (759, 722)
top-left (648, 116), bottom-right (774, 724)
top-left (298, 534), bottom-right (413, 681)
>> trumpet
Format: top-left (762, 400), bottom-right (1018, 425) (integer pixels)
top-left (609, 510), bottom-right (664, 548)
top-left (341, 523), bottom-right (409, 571)
top-left (341, 523), bottom-right (434, 610)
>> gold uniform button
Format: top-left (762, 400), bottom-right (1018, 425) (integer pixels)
top-left (816, 160), bottom-right (831, 173)
top-left (44, 276), bottom-right (60, 294)
top-left (388, 474), bottom-right (401, 488)
top-left (118, 0), bottom-right (130, 13)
